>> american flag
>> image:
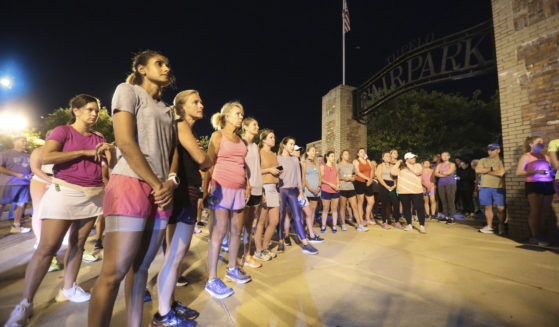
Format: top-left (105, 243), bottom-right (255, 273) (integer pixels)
top-left (343, 0), bottom-right (350, 33)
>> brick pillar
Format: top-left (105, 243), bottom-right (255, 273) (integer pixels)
top-left (320, 85), bottom-right (367, 158)
top-left (492, 0), bottom-right (559, 239)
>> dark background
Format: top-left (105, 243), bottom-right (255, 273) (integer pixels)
top-left (0, 0), bottom-right (497, 144)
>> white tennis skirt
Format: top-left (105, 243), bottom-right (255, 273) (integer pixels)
top-left (38, 183), bottom-right (104, 220)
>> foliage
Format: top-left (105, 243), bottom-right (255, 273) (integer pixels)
top-left (366, 89), bottom-right (501, 162)
top-left (0, 129), bottom-right (43, 152)
top-left (41, 107), bottom-right (114, 143)
top-left (199, 135), bottom-right (210, 151)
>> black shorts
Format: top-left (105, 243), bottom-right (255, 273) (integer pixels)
top-left (340, 190), bottom-right (356, 198)
top-left (525, 181), bottom-right (555, 196)
top-left (354, 180), bottom-right (374, 196)
top-left (246, 195), bottom-right (262, 207)
top-left (169, 185), bottom-right (200, 225)
top-left (307, 196), bottom-right (320, 202)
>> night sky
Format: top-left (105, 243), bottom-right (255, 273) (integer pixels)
top-left (0, 1), bottom-right (496, 144)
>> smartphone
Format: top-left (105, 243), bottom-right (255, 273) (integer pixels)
top-left (276, 165), bottom-right (284, 171)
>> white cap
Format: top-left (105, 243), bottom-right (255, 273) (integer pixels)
top-left (404, 152), bottom-right (417, 160)
top-left (294, 145), bottom-right (302, 151)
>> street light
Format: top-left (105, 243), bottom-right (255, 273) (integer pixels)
top-left (0, 76), bottom-right (14, 90)
top-left (0, 112), bottom-right (28, 134)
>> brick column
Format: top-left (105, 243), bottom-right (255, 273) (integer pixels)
top-left (492, 0), bottom-right (559, 239)
top-left (319, 85), bottom-right (367, 158)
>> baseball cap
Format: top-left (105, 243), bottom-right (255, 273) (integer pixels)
top-left (487, 143), bottom-right (500, 150)
top-left (294, 145), bottom-right (303, 151)
top-left (404, 152), bottom-right (417, 160)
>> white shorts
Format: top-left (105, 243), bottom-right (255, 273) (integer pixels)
top-left (38, 183), bottom-right (103, 220)
top-left (105, 215), bottom-right (168, 233)
top-left (263, 184), bottom-right (280, 208)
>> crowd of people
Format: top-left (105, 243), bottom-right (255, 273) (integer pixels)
top-left (1, 49), bottom-right (558, 327)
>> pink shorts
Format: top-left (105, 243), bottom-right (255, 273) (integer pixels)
top-left (104, 174), bottom-right (172, 219)
top-left (210, 181), bottom-right (246, 211)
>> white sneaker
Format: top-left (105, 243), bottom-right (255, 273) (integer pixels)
top-left (419, 225), bottom-right (426, 234)
top-left (5, 299), bottom-right (33, 327)
top-left (55, 283), bottom-right (91, 303)
top-left (356, 225), bottom-right (369, 232)
top-left (341, 224), bottom-right (348, 231)
top-left (194, 226), bottom-right (202, 234)
top-left (479, 225), bottom-right (494, 234)
top-left (404, 224), bottom-right (413, 231)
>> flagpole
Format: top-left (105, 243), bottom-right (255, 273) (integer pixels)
top-left (342, 0), bottom-right (345, 85)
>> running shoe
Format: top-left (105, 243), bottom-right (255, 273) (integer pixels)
top-left (479, 225), bottom-right (494, 234)
top-left (263, 249), bottom-right (277, 258)
top-left (529, 237), bottom-right (550, 246)
top-left (302, 244), bottom-right (319, 255)
top-left (419, 225), bottom-right (426, 234)
top-left (382, 223), bottom-right (391, 230)
top-left (205, 278), bottom-right (234, 299)
top-left (5, 299), bottom-right (33, 327)
top-left (341, 224), bottom-right (348, 231)
top-left (308, 234), bottom-right (325, 243)
top-left (48, 257), bottom-right (61, 272)
top-left (197, 221), bottom-right (206, 227)
top-left (332, 226), bottom-right (338, 234)
top-left (366, 220), bottom-right (377, 226)
top-left (144, 290), bottom-right (152, 302)
top-left (284, 235), bottom-right (292, 246)
top-left (277, 243), bottom-right (285, 253)
top-left (10, 225), bottom-right (31, 234)
top-left (176, 276), bottom-right (189, 287)
top-left (55, 283), bottom-right (91, 303)
top-left (356, 225), bottom-right (368, 232)
top-left (225, 266), bottom-right (252, 284)
top-left (151, 308), bottom-right (196, 327)
top-left (221, 244), bottom-right (229, 253)
top-left (446, 218), bottom-right (455, 225)
top-left (193, 226), bottom-right (202, 234)
top-left (253, 250), bottom-right (272, 261)
top-left (241, 255), bottom-right (262, 268)
top-left (82, 251), bottom-right (100, 263)
top-left (320, 226), bottom-right (326, 233)
top-left (94, 239), bottom-right (103, 250)
top-left (394, 222), bottom-right (403, 230)
top-left (404, 224), bottom-right (413, 231)
top-left (172, 300), bottom-right (199, 320)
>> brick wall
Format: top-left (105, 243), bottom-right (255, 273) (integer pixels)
top-left (492, 0), bottom-right (559, 239)
top-left (315, 85), bottom-right (367, 159)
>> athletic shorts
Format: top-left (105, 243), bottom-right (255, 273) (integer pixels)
top-left (263, 183), bottom-right (280, 208)
top-left (479, 187), bottom-right (505, 207)
top-left (210, 181), bottom-right (245, 211)
top-left (169, 185), bottom-right (200, 225)
top-left (321, 191), bottom-right (340, 200)
top-left (246, 195), bottom-right (262, 207)
top-left (307, 196), bottom-right (320, 202)
top-left (103, 174), bottom-right (172, 220)
top-left (525, 181), bottom-right (555, 196)
top-left (354, 180), bottom-right (374, 196)
top-left (340, 189), bottom-right (356, 198)
top-left (1, 184), bottom-right (30, 206)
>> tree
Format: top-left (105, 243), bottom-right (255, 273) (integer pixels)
top-left (366, 89), bottom-right (501, 161)
top-left (41, 107), bottom-right (114, 143)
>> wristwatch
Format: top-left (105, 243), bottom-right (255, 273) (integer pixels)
top-left (168, 173), bottom-right (180, 186)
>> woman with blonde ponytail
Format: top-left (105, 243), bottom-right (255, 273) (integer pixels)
top-left (202, 101), bottom-right (251, 299)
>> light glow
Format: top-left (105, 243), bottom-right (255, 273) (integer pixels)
top-left (0, 112), bottom-right (28, 133)
top-left (0, 76), bottom-right (14, 89)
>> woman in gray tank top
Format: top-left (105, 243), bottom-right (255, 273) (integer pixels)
top-left (302, 146), bottom-right (325, 243)
top-left (337, 150), bottom-right (368, 231)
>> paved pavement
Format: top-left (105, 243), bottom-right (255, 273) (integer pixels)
top-left (1, 212), bottom-right (558, 327)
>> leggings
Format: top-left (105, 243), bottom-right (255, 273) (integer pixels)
top-left (380, 180), bottom-right (400, 223)
top-left (438, 183), bottom-right (456, 219)
top-left (278, 187), bottom-right (306, 241)
top-left (400, 193), bottom-right (425, 226)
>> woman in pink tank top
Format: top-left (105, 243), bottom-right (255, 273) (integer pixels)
top-left (422, 160), bottom-right (437, 219)
top-left (516, 136), bottom-right (555, 245)
top-left (203, 101), bottom-right (250, 299)
top-left (320, 151), bottom-right (340, 233)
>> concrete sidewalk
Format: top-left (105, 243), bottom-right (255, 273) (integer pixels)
top-left (1, 217), bottom-right (558, 327)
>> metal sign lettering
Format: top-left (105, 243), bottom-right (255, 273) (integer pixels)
top-left (353, 21), bottom-right (496, 123)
